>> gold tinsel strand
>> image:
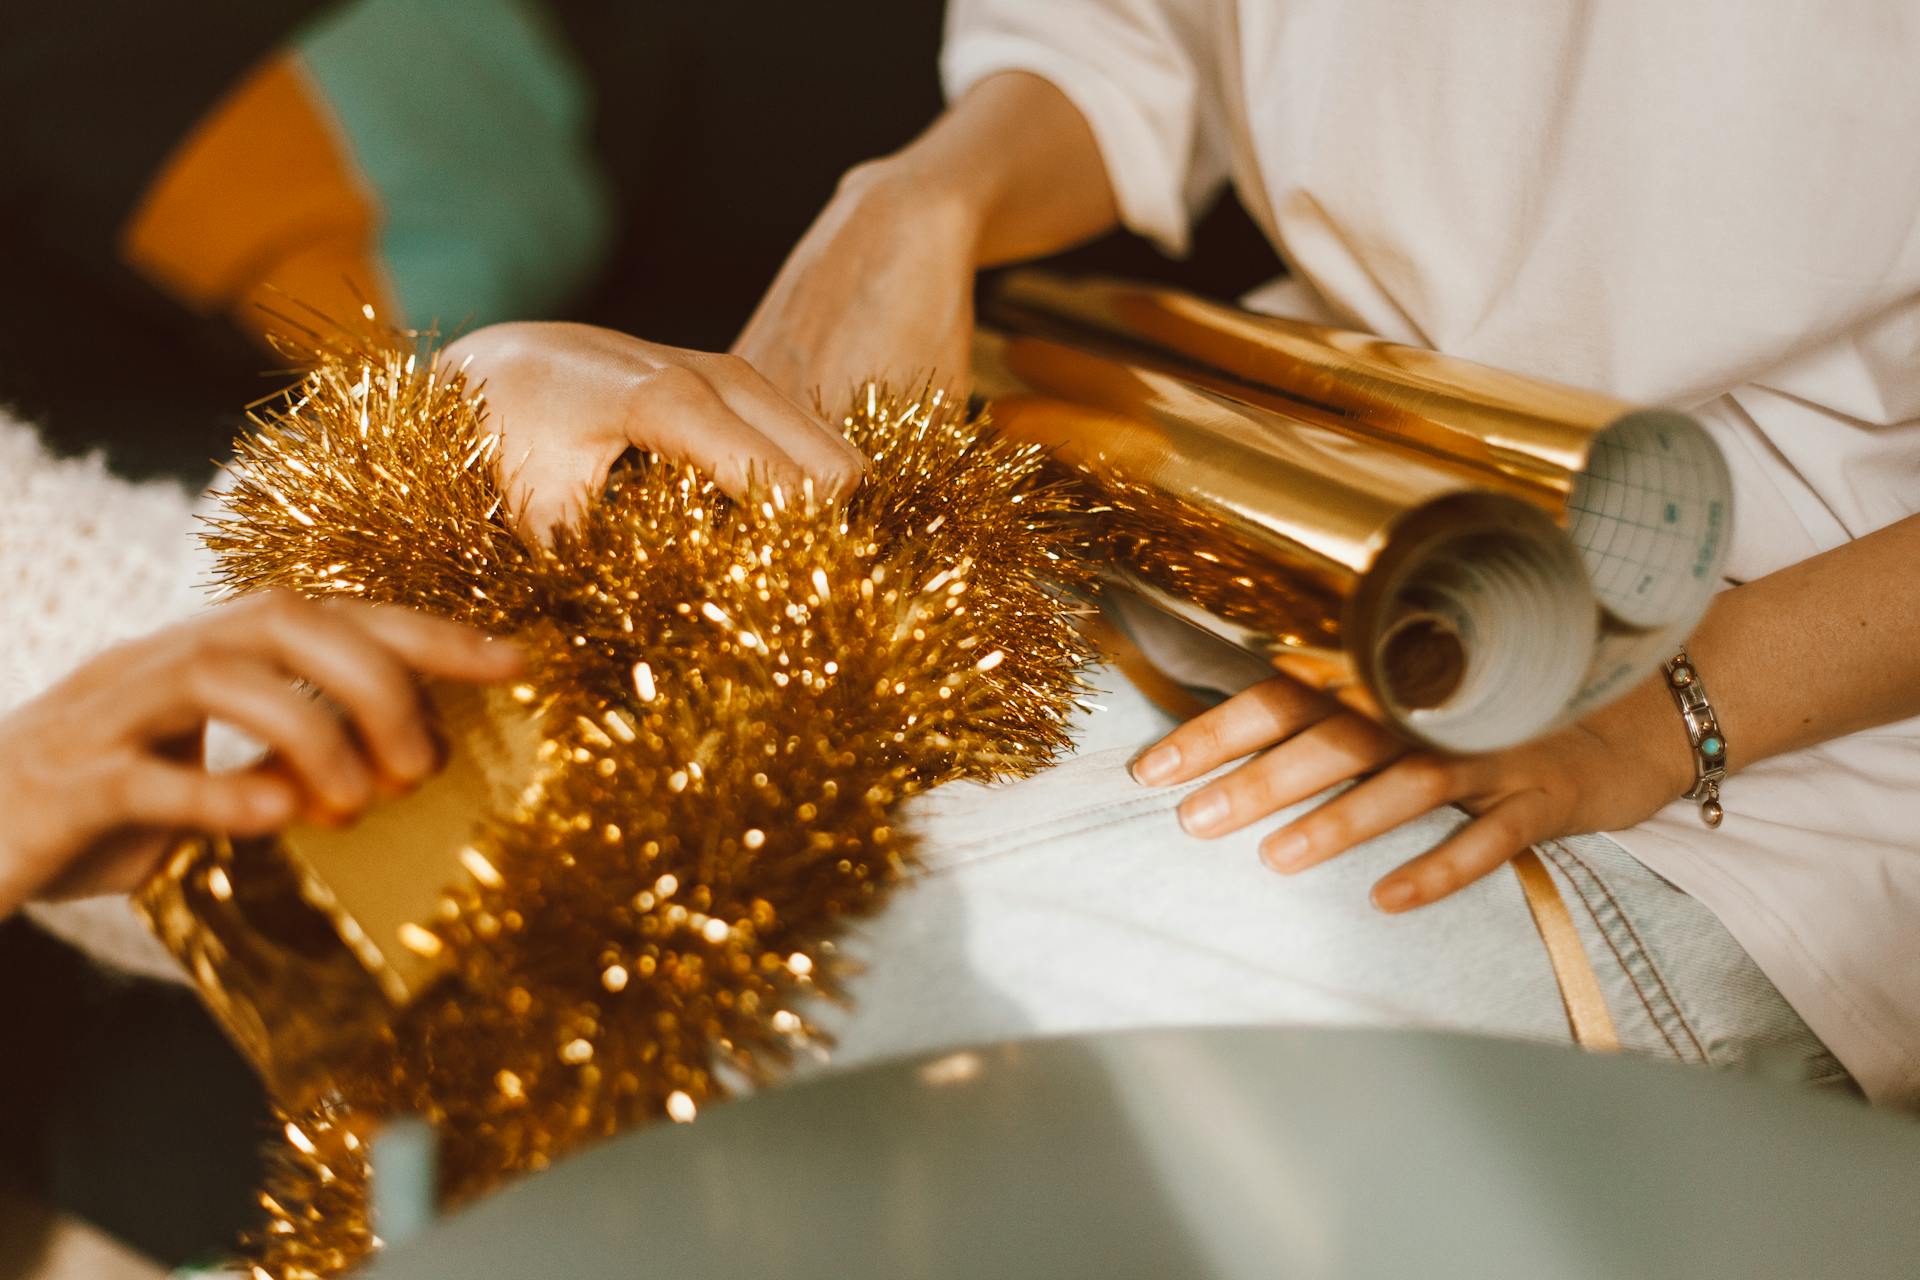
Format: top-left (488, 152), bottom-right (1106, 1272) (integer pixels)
top-left (201, 337), bottom-right (1094, 1275)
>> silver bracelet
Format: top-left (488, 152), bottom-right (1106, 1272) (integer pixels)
top-left (1662, 649), bottom-right (1727, 828)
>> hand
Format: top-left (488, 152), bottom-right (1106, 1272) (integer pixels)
top-left (734, 72), bottom-right (1121, 406)
top-left (444, 322), bottom-right (866, 542)
top-left (0, 592), bottom-right (523, 917)
top-left (1131, 672), bottom-right (1691, 912)
top-left (733, 160), bottom-right (980, 406)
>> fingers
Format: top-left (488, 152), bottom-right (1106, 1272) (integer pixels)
top-left (148, 594), bottom-right (518, 795)
top-left (508, 431), bottom-right (623, 544)
top-left (1126, 662), bottom-right (1571, 917)
top-left (503, 362), bottom-right (810, 537)
top-left (3, 595), bottom-right (518, 899)
top-left (218, 597), bottom-right (437, 784)
top-left (457, 322), bottom-right (871, 541)
top-left (1176, 712), bottom-right (1406, 839)
top-left (169, 658), bottom-right (379, 816)
top-left (1259, 753), bottom-right (1469, 875)
top-left (1370, 790), bottom-right (1555, 912)
top-left (694, 353), bottom-right (866, 499)
top-left (1255, 753), bottom-right (1551, 910)
top-left (330, 601), bottom-right (524, 684)
top-left (615, 363), bottom-right (815, 499)
top-left (114, 759), bottom-right (300, 837)
top-left (1132, 676), bottom-right (1336, 787)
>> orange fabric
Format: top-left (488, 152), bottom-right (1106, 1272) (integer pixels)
top-left (119, 53), bottom-right (396, 344)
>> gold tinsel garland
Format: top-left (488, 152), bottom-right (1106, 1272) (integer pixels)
top-left (201, 339), bottom-right (1094, 1276)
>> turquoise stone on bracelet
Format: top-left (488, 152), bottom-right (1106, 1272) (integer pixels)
top-left (1702, 735), bottom-right (1724, 758)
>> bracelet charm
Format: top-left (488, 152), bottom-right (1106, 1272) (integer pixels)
top-left (1663, 649), bottom-right (1727, 828)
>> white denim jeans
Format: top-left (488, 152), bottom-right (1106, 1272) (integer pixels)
top-left (823, 665), bottom-right (1850, 1091)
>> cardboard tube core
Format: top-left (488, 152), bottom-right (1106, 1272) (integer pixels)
top-left (1379, 612), bottom-right (1466, 711)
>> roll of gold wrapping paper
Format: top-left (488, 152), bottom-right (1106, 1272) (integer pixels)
top-left (976, 273), bottom-right (1732, 751)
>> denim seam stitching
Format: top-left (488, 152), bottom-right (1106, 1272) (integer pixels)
top-left (1557, 842), bottom-right (1711, 1064)
top-left (916, 786), bottom-right (1203, 874)
top-left (1539, 839), bottom-right (1691, 1064)
top-left (930, 791), bottom-right (1188, 854)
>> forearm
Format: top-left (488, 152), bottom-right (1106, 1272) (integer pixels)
top-left (1591, 513), bottom-right (1920, 793)
top-left (1692, 513), bottom-right (1920, 766)
top-left (870, 70), bottom-right (1120, 268)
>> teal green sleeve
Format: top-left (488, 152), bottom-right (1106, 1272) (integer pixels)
top-left (297, 0), bottom-right (614, 329)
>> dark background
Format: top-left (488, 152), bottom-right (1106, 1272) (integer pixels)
top-left (0, 0), bottom-right (1278, 485)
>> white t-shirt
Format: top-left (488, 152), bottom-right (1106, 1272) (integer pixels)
top-left (945, 0), bottom-right (1920, 1105)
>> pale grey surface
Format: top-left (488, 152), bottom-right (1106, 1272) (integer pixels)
top-left (368, 1028), bottom-right (1920, 1280)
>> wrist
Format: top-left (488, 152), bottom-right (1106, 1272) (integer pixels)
top-left (1659, 648), bottom-right (1732, 826)
top-left (1589, 672), bottom-right (1698, 803)
top-left (852, 72), bottom-right (1121, 269)
top-left (835, 154), bottom-right (990, 265)
top-left (1654, 681), bottom-right (1702, 800)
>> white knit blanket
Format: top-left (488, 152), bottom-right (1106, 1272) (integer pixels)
top-left (1, 405), bottom-right (215, 979)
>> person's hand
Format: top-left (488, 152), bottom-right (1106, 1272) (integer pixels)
top-left (733, 160), bottom-right (981, 407)
top-left (443, 322), bottom-right (866, 541)
top-left (0, 593), bottom-right (523, 917)
top-left (733, 72), bottom-right (1122, 407)
top-left (1130, 671), bottom-right (1691, 912)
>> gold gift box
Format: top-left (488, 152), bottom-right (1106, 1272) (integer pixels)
top-left (135, 683), bottom-right (542, 1108)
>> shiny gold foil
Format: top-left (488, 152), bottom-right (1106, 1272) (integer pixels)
top-left (991, 273), bottom-right (1614, 501)
top-left (978, 273), bottom-right (1733, 749)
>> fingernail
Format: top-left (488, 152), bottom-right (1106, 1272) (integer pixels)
top-left (1261, 830), bottom-right (1309, 872)
top-left (1178, 791), bottom-right (1229, 837)
top-left (1132, 744), bottom-right (1181, 786)
top-left (1374, 879), bottom-right (1417, 912)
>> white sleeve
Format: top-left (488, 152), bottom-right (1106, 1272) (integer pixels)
top-left (941, 0), bottom-right (1228, 256)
